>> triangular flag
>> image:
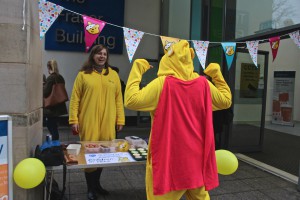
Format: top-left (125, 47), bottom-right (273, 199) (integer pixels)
top-left (192, 40), bottom-right (209, 69)
top-left (269, 36), bottom-right (280, 62)
top-left (246, 40), bottom-right (259, 67)
top-left (289, 30), bottom-right (300, 48)
top-left (83, 15), bottom-right (106, 52)
top-left (123, 27), bottom-right (144, 63)
top-left (39, 0), bottom-right (64, 39)
top-left (221, 42), bottom-right (236, 70)
top-left (160, 36), bottom-right (180, 54)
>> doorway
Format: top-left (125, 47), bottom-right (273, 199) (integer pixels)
top-left (228, 49), bottom-right (269, 152)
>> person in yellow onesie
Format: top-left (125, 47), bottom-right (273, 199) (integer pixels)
top-left (69, 44), bottom-right (125, 200)
top-left (124, 40), bottom-right (232, 200)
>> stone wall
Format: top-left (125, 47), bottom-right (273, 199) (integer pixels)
top-left (0, 0), bottom-right (43, 199)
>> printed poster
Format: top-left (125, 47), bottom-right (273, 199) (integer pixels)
top-left (272, 71), bottom-right (295, 126)
top-left (85, 152), bottom-right (135, 165)
top-left (0, 116), bottom-right (12, 200)
top-left (240, 63), bottom-right (260, 98)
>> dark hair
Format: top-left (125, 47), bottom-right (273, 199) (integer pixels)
top-left (81, 44), bottom-right (109, 75)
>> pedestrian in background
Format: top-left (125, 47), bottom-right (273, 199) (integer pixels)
top-left (69, 44), bottom-right (125, 200)
top-left (43, 60), bottom-right (68, 140)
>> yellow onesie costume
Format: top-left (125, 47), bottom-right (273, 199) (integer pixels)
top-left (69, 68), bottom-right (125, 141)
top-left (125, 40), bottom-right (231, 200)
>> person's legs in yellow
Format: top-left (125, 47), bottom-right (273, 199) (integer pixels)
top-left (146, 162), bottom-right (210, 200)
top-left (146, 163), bottom-right (186, 200)
top-left (185, 187), bottom-right (210, 200)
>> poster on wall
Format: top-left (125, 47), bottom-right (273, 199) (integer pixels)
top-left (240, 63), bottom-right (260, 98)
top-left (0, 116), bottom-right (13, 200)
top-left (272, 71), bottom-right (295, 126)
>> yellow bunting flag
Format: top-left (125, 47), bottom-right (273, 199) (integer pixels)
top-left (160, 36), bottom-right (180, 54)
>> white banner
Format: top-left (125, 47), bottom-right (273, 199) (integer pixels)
top-left (85, 152), bottom-right (135, 165)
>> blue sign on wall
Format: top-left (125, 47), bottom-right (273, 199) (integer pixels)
top-left (0, 121), bottom-right (7, 137)
top-left (45, 0), bottom-right (124, 54)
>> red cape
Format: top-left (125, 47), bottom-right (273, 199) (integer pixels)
top-left (151, 76), bottom-right (219, 195)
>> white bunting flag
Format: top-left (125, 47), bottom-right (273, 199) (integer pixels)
top-left (289, 30), bottom-right (300, 48)
top-left (192, 40), bottom-right (209, 69)
top-left (123, 27), bottom-right (144, 63)
top-left (38, 0), bottom-right (64, 39)
top-left (246, 40), bottom-right (259, 67)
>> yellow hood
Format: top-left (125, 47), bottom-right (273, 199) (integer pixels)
top-left (157, 40), bottom-right (196, 80)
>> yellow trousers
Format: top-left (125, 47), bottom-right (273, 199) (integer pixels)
top-left (146, 164), bottom-right (210, 200)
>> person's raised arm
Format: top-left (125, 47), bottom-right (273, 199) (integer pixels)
top-left (124, 59), bottom-right (163, 112)
top-left (204, 63), bottom-right (232, 111)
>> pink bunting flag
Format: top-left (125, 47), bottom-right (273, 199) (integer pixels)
top-left (83, 15), bottom-right (106, 52)
top-left (39, 0), bottom-right (64, 39)
top-left (246, 41), bottom-right (259, 67)
top-left (123, 27), bottom-right (144, 63)
top-left (269, 36), bottom-right (280, 62)
top-left (289, 30), bottom-right (300, 48)
top-left (192, 40), bottom-right (209, 69)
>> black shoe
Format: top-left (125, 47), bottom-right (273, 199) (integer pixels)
top-left (85, 172), bottom-right (98, 200)
top-left (95, 183), bottom-right (109, 195)
top-left (87, 189), bottom-right (97, 200)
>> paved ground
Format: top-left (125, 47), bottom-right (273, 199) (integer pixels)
top-left (45, 126), bottom-right (300, 200)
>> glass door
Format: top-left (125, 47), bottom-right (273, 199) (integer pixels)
top-left (228, 49), bottom-right (269, 152)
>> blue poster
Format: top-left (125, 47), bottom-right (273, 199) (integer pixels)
top-left (0, 121), bottom-right (7, 137)
top-left (0, 119), bottom-right (9, 199)
top-left (45, 0), bottom-right (124, 53)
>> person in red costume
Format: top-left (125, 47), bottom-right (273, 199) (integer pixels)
top-left (124, 40), bottom-right (232, 200)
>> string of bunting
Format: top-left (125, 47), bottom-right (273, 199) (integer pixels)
top-left (39, 0), bottom-right (300, 70)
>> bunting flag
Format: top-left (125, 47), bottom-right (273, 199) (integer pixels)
top-left (160, 36), bottom-right (180, 54)
top-left (269, 36), bottom-right (280, 62)
top-left (192, 40), bottom-right (209, 69)
top-left (36, 1), bottom-right (300, 69)
top-left (83, 15), bottom-right (106, 52)
top-left (246, 40), bottom-right (259, 67)
top-left (221, 43), bottom-right (236, 70)
top-left (289, 30), bottom-right (300, 48)
top-left (38, 0), bottom-right (64, 39)
top-left (123, 27), bottom-right (144, 63)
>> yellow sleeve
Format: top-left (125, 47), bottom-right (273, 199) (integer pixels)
top-left (204, 63), bottom-right (232, 111)
top-left (69, 72), bottom-right (83, 124)
top-left (124, 59), bottom-right (164, 111)
top-left (115, 73), bottom-right (125, 125)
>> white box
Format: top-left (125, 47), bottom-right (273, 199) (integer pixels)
top-left (125, 136), bottom-right (148, 148)
top-left (67, 144), bottom-right (81, 155)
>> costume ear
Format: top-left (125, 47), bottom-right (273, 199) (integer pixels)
top-left (167, 46), bottom-right (174, 56)
top-left (190, 48), bottom-right (195, 59)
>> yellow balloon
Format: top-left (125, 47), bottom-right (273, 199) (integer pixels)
top-left (13, 158), bottom-right (46, 189)
top-left (215, 150), bottom-right (238, 175)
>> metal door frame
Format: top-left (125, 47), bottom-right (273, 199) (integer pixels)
top-left (227, 49), bottom-right (269, 152)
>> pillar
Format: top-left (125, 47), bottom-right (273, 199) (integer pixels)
top-left (0, 0), bottom-right (43, 199)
